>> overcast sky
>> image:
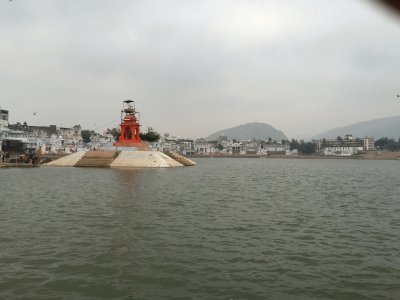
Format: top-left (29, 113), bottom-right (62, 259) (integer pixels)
top-left (1, 0), bottom-right (399, 139)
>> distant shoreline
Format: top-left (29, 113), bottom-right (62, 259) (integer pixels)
top-left (187, 153), bottom-right (400, 160)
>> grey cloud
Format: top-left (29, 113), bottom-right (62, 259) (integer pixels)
top-left (1, 0), bottom-right (399, 139)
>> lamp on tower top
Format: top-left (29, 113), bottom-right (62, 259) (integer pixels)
top-left (115, 99), bottom-right (142, 146)
top-left (121, 99), bottom-right (140, 122)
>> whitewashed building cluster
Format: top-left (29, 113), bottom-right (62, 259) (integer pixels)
top-left (158, 133), bottom-right (376, 157)
top-left (158, 133), bottom-right (293, 156)
top-left (1, 108), bottom-right (378, 158)
top-left (0, 109), bottom-right (88, 155)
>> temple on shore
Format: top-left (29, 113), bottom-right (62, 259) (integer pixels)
top-left (44, 99), bottom-right (196, 168)
top-left (113, 100), bottom-right (147, 149)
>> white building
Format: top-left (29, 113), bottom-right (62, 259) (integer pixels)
top-left (324, 146), bottom-right (363, 156)
top-left (194, 142), bottom-right (215, 155)
top-left (227, 142), bottom-right (245, 155)
top-left (363, 137), bottom-right (375, 151)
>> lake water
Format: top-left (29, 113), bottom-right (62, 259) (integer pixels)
top-left (1, 158), bottom-right (399, 299)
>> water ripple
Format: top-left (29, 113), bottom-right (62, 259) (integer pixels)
top-left (1, 160), bottom-right (400, 299)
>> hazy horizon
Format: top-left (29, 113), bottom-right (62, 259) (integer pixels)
top-left (1, 0), bottom-right (399, 140)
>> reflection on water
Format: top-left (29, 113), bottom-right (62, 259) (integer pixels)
top-left (1, 159), bottom-right (400, 299)
top-left (112, 168), bottom-right (142, 189)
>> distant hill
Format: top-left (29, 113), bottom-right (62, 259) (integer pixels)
top-left (312, 115), bottom-right (400, 139)
top-left (206, 122), bottom-right (287, 141)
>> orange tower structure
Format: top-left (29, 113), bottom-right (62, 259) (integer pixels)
top-left (114, 100), bottom-right (146, 148)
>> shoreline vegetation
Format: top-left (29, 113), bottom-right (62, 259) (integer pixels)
top-left (187, 151), bottom-right (400, 160)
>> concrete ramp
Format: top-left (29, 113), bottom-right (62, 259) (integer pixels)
top-left (44, 151), bottom-right (87, 167)
top-left (110, 151), bottom-right (183, 168)
top-left (75, 150), bottom-right (119, 168)
top-left (164, 151), bottom-right (196, 166)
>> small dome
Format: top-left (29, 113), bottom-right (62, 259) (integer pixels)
top-left (124, 114), bottom-right (137, 122)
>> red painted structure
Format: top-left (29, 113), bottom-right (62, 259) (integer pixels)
top-left (114, 100), bottom-right (147, 148)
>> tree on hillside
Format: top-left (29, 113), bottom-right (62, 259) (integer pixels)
top-left (375, 137), bottom-right (400, 151)
top-left (81, 130), bottom-right (92, 144)
top-left (321, 138), bottom-right (327, 148)
top-left (290, 138), bottom-right (299, 151)
top-left (289, 139), bottom-right (316, 154)
top-left (106, 127), bottom-right (121, 142)
top-left (298, 142), bottom-right (316, 154)
top-left (140, 127), bottom-right (160, 142)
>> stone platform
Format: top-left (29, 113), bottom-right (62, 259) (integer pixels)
top-left (44, 150), bottom-right (196, 168)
